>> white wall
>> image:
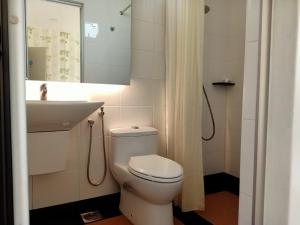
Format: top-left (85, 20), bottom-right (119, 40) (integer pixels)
top-left (264, 0), bottom-right (299, 224)
top-left (202, 0), bottom-right (246, 177)
top-left (26, 0), bottom-right (166, 209)
top-left (238, 0), bottom-right (261, 224)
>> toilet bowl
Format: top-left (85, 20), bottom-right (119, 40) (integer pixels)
top-left (109, 127), bottom-right (183, 225)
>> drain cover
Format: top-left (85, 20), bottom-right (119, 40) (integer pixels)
top-left (80, 210), bottom-right (105, 224)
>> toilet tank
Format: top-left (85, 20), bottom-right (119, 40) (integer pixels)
top-left (110, 127), bottom-right (159, 165)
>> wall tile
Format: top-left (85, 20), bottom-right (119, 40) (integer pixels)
top-left (238, 193), bottom-right (253, 225)
top-left (132, 0), bottom-right (155, 22)
top-left (152, 78), bottom-right (165, 101)
top-left (240, 119), bottom-right (255, 196)
top-left (154, 24), bottom-right (165, 52)
top-left (225, 129), bottom-right (241, 177)
top-left (120, 78), bottom-right (154, 106)
top-left (131, 50), bottom-right (154, 78)
top-left (120, 107), bottom-right (153, 127)
top-left (204, 0), bottom-right (246, 38)
top-left (80, 110), bottom-right (103, 140)
top-left (204, 35), bottom-right (245, 62)
top-left (245, 0), bottom-right (261, 42)
top-left (132, 19), bottom-right (155, 51)
top-left (79, 136), bottom-right (119, 200)
top-left (242, 41), bottom-right (259, 120)
top-left (152, 79), bottom-right (166, 155)
top-left (203, 143), bottom-right (226, 175)
top-left (102, 106), bottom-right (121, 135)
top-left (81, 84), bottom-right (122, 107)
top-left (153, 52), bottom-right (165, 79)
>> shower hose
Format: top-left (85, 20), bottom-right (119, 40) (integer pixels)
top-left (87, 107), bottom-right (107, 186)
top-left (202, 86), bottom-right (216, 141)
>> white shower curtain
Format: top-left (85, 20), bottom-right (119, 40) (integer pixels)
top-left (166, 0), bottom-right (205, 211)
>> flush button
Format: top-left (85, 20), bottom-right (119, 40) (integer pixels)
top-left (131, 126), bottom-right (139, 129)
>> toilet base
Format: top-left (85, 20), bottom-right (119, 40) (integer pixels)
top-left (119, 188), bottom-right (174, 225)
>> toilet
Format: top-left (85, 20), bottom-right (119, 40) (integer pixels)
top-left (109, 127), bottom-right (183, 225)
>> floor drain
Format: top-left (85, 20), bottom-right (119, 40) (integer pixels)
top-left (80, 210), bottom-right (105, 224)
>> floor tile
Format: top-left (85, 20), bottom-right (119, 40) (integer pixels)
top-left (197, 191), bottom-right (239, 225)
top-left (90, 215), bottom-right (184, 225)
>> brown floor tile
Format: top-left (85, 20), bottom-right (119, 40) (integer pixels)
top-left (90, 215), bottom-right (183, 225)
top-left (197, 191), bottom-right (239, 225)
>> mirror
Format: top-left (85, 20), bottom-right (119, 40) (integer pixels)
top-left (26, 0), bottom-right (132, 85)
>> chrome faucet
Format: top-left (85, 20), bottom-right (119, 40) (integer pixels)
top-left (40, 83), bottom-right (47, 100)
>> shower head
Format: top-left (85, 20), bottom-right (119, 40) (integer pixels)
top-left (205, 5), bottom-right (210, 14)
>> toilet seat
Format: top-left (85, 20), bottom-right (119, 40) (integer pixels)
top-left (128, 155), bottom-right (183, 183)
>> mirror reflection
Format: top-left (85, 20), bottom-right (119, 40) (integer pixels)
top-left (26, 0), bottom-right (81, 82)
top-left (26, 0), bottom-right (132, 85)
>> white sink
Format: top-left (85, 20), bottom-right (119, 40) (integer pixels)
top-left (26, 100), bottom-right (104, 132)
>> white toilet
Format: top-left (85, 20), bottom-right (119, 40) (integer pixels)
top-left (109, 127), bottom-right (183, 225)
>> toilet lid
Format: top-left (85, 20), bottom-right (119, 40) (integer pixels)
top-left (128, 155), bottom-right (183, 183)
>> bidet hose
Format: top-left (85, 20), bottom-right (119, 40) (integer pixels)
top-left (87, 107), bottom-right (107, 186)
top-left (202, 86), bottom-right (216, 141)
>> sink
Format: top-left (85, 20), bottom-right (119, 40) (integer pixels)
top-left (26, 100), bottom-right (104, 132)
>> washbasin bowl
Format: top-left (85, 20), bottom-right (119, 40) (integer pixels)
top-left (26, 100), bottom-right (104, 132)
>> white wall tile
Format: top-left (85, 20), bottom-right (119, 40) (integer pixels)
top-left (102, 107), bottom-right (121, 135)
top-left (204, 0), bottom-right (246, 38)
top-left (154, 24), bottom-right (165, 52)
top-left (263, 1), bottom-right (297, 223)
top-left (238, 193), bottom-right (253, 225)
top-left (203, 143), bottom-right (225, 175)
top-left (153, 52), bottom-right (165, 78)
top-left (225, 129), bottom-right (241, 177)
top-left (80, 110), bottom-right (103, 140)
top-left (132, 0), bottom-right (155, 23)
top-left (131, 50), bottom-right (154, 78)
top-left (120, 107), bottom-right (153, 127)
top-left (240, 119), bottom-right (255, 196)
top-left (242, 41), bottom-right (259, 120)
top-left (132, 19), bottom-right (155, 51)
top-left (204, 35), bottom-right (245, 62)
top-left (245, 0), bottom-right (261, 42)
top-left (79, 136), bottom-right (119, 200)
top-left (120, 78), bottom-right (154, 106)
top-left (238, 0), bottom-right (260, 223)
top-left (80, 84), bottom-right (122, 107)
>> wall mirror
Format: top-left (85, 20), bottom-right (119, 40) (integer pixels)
top-left (26, 0), bottom-right (132, 85)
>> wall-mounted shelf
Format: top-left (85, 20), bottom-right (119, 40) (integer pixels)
top-left (212, 82), bottom-right (235, 87)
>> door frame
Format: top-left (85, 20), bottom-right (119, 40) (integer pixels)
top-left (0, 0), bottom-right (14, 224)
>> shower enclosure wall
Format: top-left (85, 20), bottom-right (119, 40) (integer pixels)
top-left (202, 0), bottom-right (246, 177)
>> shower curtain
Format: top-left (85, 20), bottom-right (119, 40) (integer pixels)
top-left (166, 0), bottom-right (205, 211)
